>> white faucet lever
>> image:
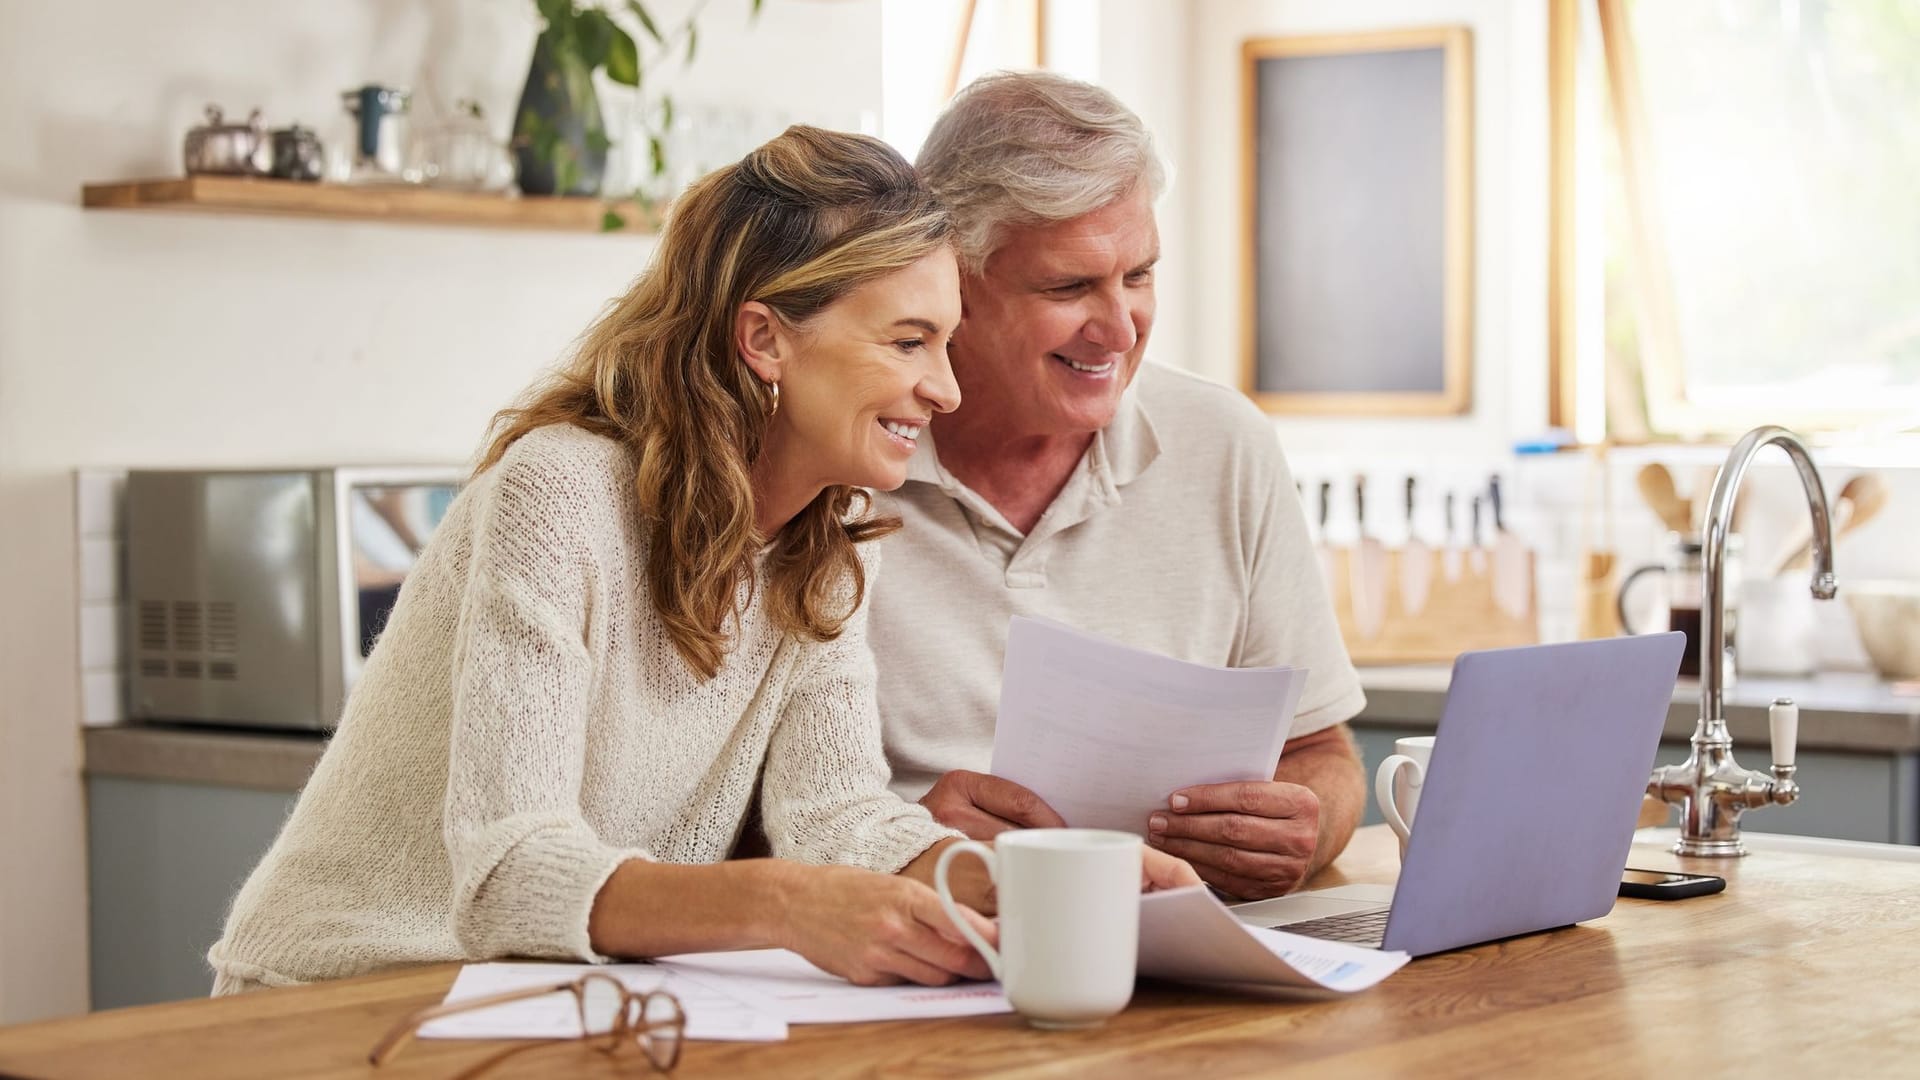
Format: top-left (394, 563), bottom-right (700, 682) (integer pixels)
top-left (1769, 698), bottom-right (1798, 770)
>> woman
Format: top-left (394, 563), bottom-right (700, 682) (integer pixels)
top-left (209, 127), bottom-right (1127, 996)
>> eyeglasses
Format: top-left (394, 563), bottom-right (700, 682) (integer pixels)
top-left (369, 972), bottom-right (685, 1073)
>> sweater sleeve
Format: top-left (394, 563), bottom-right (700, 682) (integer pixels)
top-left (442, 439), bottom-right (647, 963)
top-left (761, 543), bottom-right (961, 872)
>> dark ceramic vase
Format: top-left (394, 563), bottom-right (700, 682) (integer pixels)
top-left (510, 30), bottom-right (607, 197)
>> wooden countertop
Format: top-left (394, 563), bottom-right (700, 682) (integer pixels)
top-left (4, 826), bottom-right (1915, 1078)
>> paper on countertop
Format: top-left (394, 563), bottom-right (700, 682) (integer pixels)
top-left (657, 948), bottom-right (1013, 1024)
top-left (418, 962), bottom-right (788, 1043)
top-left (990, 616), bottom-right (1310, 836)
top-left (1138, 886), bottom-right (1409, 995)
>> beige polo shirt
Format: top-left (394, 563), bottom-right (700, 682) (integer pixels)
top-left (870, 361), bottom-right (1366, 801)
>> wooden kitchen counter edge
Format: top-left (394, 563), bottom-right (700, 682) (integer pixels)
top-left (3, 826), bottom-right (1916, 1078)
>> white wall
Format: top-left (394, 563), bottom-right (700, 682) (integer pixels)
top-left (1092, 0), bottom-right (1197, 408)
top-left (0, 0), bottom-right (882, 1022)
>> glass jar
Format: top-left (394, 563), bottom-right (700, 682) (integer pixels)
top-left (412, 99), bottom-right (515, 192)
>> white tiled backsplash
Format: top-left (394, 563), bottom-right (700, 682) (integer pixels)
top-left (75, 469), bottom-right (127, 727)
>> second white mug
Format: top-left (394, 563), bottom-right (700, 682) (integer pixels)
top-left (1375, 735), bottom-right (1435, 857)
top-left (933, 828), bottom-right (1140, 1029)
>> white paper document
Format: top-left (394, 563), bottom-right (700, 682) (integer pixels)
top-left (1138, 886), bottom-right (1409, 995)
top-left (418, 962), bottom-right (788, 1043)
top-left (657, 948), bottom-right (1013, 1024)
top-left (990, 616), bottom-right (1311, 836)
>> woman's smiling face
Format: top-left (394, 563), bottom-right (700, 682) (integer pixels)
top-left (756, 247), bottom-right (964, 494)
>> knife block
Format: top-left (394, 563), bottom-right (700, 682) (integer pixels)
top-left (1324, 546), bottom-right (1537, 664)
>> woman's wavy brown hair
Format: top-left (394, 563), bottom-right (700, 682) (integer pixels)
top-left (478, 125), bottom-right (953, 678)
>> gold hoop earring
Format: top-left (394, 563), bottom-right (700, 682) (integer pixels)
top-left (767, 380), bottom-right (780, 418)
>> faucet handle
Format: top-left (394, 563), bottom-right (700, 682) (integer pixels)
top-left (1770, 697), bottom-right (1798, 769)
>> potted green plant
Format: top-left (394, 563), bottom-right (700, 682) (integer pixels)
top-left (513, 0), bottom-right (757, 205)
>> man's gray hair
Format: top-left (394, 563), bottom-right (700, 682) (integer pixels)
top-left (916, 71), bottom-right (1166, 274)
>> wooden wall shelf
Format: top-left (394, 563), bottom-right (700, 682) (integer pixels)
top-left (80, 176), bottom-right (659, 235)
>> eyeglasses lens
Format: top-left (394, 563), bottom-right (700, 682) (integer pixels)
top-left (577, 974), bottom-right (627, 1049)
top-left (638, 991), bottom-right (685, 1070)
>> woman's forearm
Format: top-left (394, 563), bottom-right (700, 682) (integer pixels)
top-left (588, 852), bottom-right (998, 987)
top-left (587, 858), bottom-right (792, 958)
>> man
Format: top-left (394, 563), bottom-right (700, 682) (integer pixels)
top-left (868, 71), bottom-right (1368, 901)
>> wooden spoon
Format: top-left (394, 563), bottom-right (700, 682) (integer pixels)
top-left (1772, 473), bottom-right (1889, 575)
top-left (1636, 464), bottom-right (1691, 534)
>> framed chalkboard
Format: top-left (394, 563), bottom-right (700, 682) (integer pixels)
top-left (1240, 27), bottom-right (1474, 415)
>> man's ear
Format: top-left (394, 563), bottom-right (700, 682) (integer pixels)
top-left (735, 300), bottom-right (791, 386)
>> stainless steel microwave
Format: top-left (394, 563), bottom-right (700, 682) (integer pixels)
top-left (124, 467), bottom-right (464, 730)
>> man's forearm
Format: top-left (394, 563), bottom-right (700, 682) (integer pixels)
top-left (1275, 723), bottom-right (1365, 875)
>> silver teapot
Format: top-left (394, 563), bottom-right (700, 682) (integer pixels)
top-left (183, 106), bottom-right (272, 176)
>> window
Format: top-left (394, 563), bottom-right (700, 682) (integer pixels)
top-left (1552, 0), bottom-right (1920, 441)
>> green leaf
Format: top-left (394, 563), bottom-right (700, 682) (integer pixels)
top-left (536, 0), bottom-right (573, 30)
top-left (601, 208), bottom-right (628, 232)
top-left (577, 7), bottom-right (614, 69)
top-left (627, 1), bottom-right (665, 44)
top-left (684, 21), bottom-right (698, 64)
top-left (649, 134), bottom-right (666, 177)
top-left (585, 127), bottom-right (614, 155)
top-left (604, 24), bottom-right (640, 85)
top-left (751, 0), bottom-right (764, 19)
top-left (660, 94), bottom-right (675, 129)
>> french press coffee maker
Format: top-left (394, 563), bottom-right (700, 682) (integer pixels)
top-left (1617, 531), bottom-right (1743, 678)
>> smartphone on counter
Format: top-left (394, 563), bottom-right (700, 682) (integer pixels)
top-left (1619, 868), bottom-right (1726, 900)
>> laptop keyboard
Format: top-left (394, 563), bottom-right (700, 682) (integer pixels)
top-left (1269, 908), bottom-right (1390, 947)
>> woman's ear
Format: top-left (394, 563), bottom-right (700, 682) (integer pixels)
top-left (736, 301), bottom-right (790, 386)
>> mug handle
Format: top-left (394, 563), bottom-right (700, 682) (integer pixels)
top-left (934, 841), bottom-right (1002, 981)
top-left (1374, 754), bottom-right (1425, 843)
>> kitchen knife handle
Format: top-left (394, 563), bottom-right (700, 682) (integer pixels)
top-left (1471, 494), bottom-right (1483, 545)
top-left (1318, 480), bottom-right (1332, 529)
top-left (1355, 477), bottom-right (1367, 530)
top-left (1405, 476), bottom-right (1417, 523)
top-left (1488, 474), bottom-right (1507, 532)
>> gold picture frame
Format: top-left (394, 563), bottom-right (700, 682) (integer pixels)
top-left (1240, 26), bottom-right (1475, 416)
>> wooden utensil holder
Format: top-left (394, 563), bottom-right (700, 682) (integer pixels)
top-left (1325, 545), bottom-right (1538, 664)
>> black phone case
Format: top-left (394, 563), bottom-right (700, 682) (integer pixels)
top-left (1618, 869), bottom-right (1726, 900)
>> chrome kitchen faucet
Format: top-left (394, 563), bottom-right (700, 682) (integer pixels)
top-left (1645, 426), bottom-right (1837, 856)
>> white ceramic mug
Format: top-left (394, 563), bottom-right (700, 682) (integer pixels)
top-left (933, 828), bottom-right (1140, 1029)
top-left (1375, 735), bottom-right (1435, 858)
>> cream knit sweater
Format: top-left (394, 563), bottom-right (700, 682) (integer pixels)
top-left (207, 424), bottom-right (955, 992)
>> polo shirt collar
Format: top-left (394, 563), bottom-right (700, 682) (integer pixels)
top-left (904, 373), bottom-right (1163, 493)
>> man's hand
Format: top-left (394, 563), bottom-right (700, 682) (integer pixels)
top-left (919, 769), bottom-right (1067, 839)
top-left (1145, 781), bottom-right (1321, 900)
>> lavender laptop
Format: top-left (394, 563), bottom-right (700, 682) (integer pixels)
top-left (1230, 633), bottom-right (1686, 956)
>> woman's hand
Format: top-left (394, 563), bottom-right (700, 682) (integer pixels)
top-left (771, 863), bottom-right (996, 987)
top-left (1143, 845), bottom-right (1203, 892)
